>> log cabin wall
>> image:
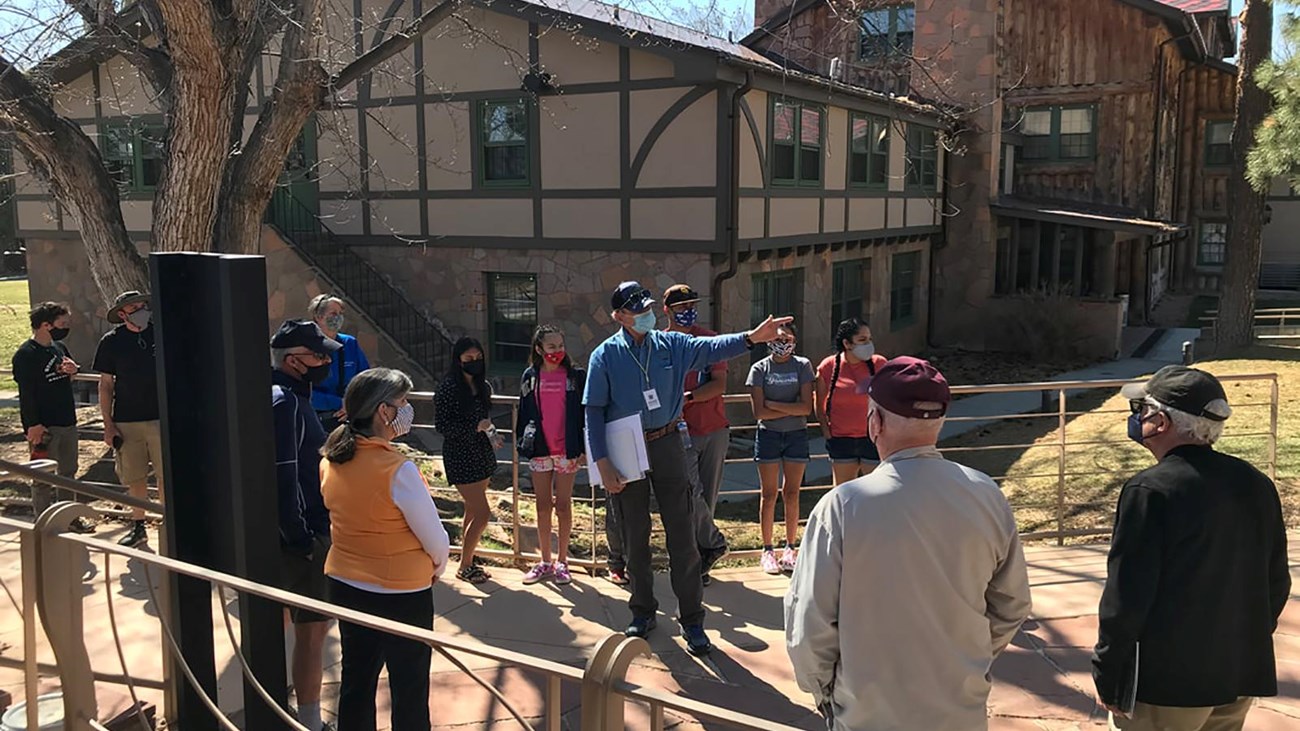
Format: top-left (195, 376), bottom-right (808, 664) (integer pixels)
top-left (1174, 64), bottom-right (1236, 291)
top-left (1000, 0), bottom-right (1187, 218)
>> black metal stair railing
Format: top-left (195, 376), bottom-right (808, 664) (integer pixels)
top-left (266, 190), bottom-right (451, 379)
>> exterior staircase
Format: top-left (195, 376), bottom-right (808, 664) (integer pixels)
top-left (266, 192), bottom-right (453, 382)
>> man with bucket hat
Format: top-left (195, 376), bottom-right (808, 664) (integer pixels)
top-left (1092, 366), bottom-right (1290, 730)
top-left (785, 356), bottom-right (1031, 730)
top-left (93, 290), bottom-right (160, 548)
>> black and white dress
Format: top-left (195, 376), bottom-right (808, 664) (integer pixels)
top-left (434, 376), bottom-right (498, 485)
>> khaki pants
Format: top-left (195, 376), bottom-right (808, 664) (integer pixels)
top-left (114, 420), bottom-right (164, 493)
top-left (1112, 697), bottom-right (1254, 731)
top-left (32, 425), bottom-right (79, 516)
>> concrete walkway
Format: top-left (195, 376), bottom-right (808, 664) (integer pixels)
top-left (1, 521), bottom-right (1296, 729)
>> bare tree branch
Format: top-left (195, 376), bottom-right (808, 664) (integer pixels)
top-left (330, 0), bottom-right (460, 90)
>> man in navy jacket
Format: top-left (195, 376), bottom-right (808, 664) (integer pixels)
top-left (270, 320), bottom-right (341, 731)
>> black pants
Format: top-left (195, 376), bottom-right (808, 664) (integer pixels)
top-left (605, 486), bottom-right (625, 571)
top-left (329, 579), bottom-right (434, 731)
top-left (613, 434), bottom-right (705, 626)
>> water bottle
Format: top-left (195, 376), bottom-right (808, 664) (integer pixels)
top-left (677, 420), bottom-right (693, 450)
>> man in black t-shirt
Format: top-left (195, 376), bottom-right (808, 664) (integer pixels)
top-left (12, 301), bottom-right (93, 532)
top-left (93, 291), bottom-right (161, 548)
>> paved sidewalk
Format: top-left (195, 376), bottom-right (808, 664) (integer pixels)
top-left (0, 521), bottom-right (1297, 729)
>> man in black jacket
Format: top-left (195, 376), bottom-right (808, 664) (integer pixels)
top-left (1093, 366), bottom-right (1290, 731)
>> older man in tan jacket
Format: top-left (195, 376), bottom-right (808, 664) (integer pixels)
top-left (785, 356), bottom-right (1032, 731)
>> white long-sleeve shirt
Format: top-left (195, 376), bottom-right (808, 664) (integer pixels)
top-left (331, 461), bottom-right (450, 593)
top-left (784, 445), bottom-right (1032, 731)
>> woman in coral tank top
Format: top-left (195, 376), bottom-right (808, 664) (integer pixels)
top-left (815, 317), bottom-right (888, 486)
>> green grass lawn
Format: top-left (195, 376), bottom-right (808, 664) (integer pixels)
top-left (0, 279), bottom-right (30, 392)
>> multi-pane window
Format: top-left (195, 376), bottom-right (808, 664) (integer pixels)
top-left (850, 115), bottom-right (890, 187)
top-left (1018, 106), bottom-right (1096, 162)
top-left (859, 4), bottom-right (915, 60)
top-left (772, 100), bottom-right (823, 186)
top-left (1205, 120), bottom-right (1232, 167)
top-left (101, 123), bottom-right (165, 191)
top-left (831, 259), bottom-right (871, 331)
top-left (905, 125), bottom-right (938, 189)
top-left (1198, 222), bottom-right (1227, 266)
top-left (479, 100), bottom-right (529, 186)
top-left (487, 272), bottom-right (537, 367)
top-left (890, 251), bottom-right (920, 328)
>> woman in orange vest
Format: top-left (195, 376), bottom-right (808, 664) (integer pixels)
top-left (321, 368), bottom-right (450, 731)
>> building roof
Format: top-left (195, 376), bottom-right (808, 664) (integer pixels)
top-left (1157, 0), bottom-right (1230, 13)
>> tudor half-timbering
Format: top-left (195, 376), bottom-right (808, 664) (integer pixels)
top-left (13, 0), bottom-right (948, 385)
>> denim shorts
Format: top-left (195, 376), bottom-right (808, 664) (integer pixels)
top-left (754, 427), bottom-right (811, 464)
top-left (825, 436), bottom-right (880, 464)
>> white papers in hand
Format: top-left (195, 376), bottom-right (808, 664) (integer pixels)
top-left (585, 414), bottom-right (650, 486)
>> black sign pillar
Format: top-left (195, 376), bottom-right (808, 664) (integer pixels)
top-left (152, 252), bottom-right (291, 731)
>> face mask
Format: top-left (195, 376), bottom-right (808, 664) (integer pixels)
top-left (1127, 411), bottom-right (1154, 445)
top-left (672, 308), bottom-right (698, 328)
top-left (388, 402), bottom-right (415, 437)
top-left (323, 314), bottom-right (344, 332)
top-left (851, 343), bottom-right (875, 361)
top-left (462, 359), bottom-right (486, 377)
top-left (299, 361), bottom-right (331, 386)
top-left (126, 308), bottom-right (151, 330)
top-left (631, 310), bottom-right (657, 334)
top-left (769, 340), bottom-right (795, 358)
top-left (49, 327), bottom-right (69, 342)
top-left (543, 350), bottom-right (566, 365)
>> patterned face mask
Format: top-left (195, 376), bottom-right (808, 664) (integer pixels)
top-left (769, 340), bottom-right (795, 358)
top-left (389, 402), bottom-right (415, 437)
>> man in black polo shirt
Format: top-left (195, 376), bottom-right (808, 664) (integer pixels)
top-left (12, 301), bottom-right (94, 532)
top-left (94, 291), bottom-right (161, 548)
top-left (1093, 366), bottom-right (1291, 731)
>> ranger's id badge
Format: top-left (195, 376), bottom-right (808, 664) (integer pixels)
top-left (643, 388), bottom-right (661, 410)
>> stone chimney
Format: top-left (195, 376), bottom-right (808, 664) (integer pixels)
top-left (754, 0), bottom-right (787, 28)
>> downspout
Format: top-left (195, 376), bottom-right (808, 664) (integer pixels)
top-left (1145, 29), bottom-right (1194, 322)
top-left (1168, 64), bottom-right (1194, 292)
top-left (711, 70), bottom-right (754, 331)
top-left (926, 124), bottom-right (953, 349)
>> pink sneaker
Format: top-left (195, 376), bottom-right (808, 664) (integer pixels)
top-left (523, 562), bottom-right (553, 584)
top-left (780, 546), bottom-right (798, 572)
top-left (553, 562), bottom-right (572, 585)
top-left (760, 549), bottom-right (782, 575)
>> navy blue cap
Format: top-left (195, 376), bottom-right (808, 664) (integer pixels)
top-left (611, 281), bottom-right (655, 312)
top-left (270, 320), bottom-right (343, 353)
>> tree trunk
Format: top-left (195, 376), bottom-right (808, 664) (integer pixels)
top-left (1218, 0), bottom-right (1274, 348)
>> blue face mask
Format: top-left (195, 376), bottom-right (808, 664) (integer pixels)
top-left (631, 310), bottom-right (657, 334)
top-left (672, 308), bottom-right (698, 328)
top-left (1127, 411), bottom-right (1156, 445)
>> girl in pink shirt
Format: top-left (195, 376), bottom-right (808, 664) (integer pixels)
top-left (517, 325), bottom-right (586, 585)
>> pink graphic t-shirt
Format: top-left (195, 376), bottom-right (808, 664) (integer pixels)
top-left (538, 368), bottom-right (567, 457)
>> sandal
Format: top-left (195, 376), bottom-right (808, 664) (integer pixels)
top-left (457, 564), bottom-right (491, 584)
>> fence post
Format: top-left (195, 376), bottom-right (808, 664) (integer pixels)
top-left (33, 502), bottom-right (99, 730)
top-left (1056, 389), bottom-right (1067, 547)
top-left (1270, 376), bottom-right (1280, 483)
top-left (511, 401), bottom-right (522, 565)
top-left (20, 529), bottom-right (38, 731)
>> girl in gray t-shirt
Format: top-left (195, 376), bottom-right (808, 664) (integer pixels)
top-left (745, 323), bottom-right (815, 574)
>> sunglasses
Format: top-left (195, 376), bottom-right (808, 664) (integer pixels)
top-left (1129, 399), bottom-right (1150, 415)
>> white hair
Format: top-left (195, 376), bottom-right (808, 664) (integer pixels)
top-left (1144, 396), bottom-right (1228, 445)
top-left (271, 347), bottom-right (295, 369)
top-left (308, 294), bottom-right (344, 318)
top-left (869, 402), bottom-right (946, 439)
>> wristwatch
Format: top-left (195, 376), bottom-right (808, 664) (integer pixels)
top-left (743, 332), bottom-right (755, 349)
top-left (686, 392), bottom-right (695, 402)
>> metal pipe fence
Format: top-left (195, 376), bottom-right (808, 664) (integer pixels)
top-left (6, 371), bottom-right (1282, 562)
top-left (2, 490), bottom-right (806, 730)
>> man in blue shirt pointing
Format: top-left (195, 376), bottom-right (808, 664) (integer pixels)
top-left (585, 280), bottom-right (791, 656)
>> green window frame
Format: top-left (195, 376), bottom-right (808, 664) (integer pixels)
top-left (771, 100), bottom-right (824, 187)
top-left (831, 258), bottom-right (871, 332)
top-left (1204, 120), bottom-right (1232, 167)
top-left (477, 99), bottom-right (531, 187)
top-left (1018, 105), bottom-right (1096, 162)
top-left (752, 268), bottom-right (803, 361)
top-left (486, 272), bottom-right (538, 369)
top-left (850, 114), bottom-right (890, 187)
top-left (1197, 221), bottom-right (1227, 267)
top-left (905, 125), bottom-right (938, 190)
top-left (100, 122), bottom-right (165, 192)
top-left (859, 4), bottom-right (915, 61)
top-left (890, 251), bottom-right (920, 329)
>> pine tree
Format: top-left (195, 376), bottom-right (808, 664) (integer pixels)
top-left (1248, 7), bottom-right (1300, 191)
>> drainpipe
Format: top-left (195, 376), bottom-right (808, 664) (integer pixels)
top-left (1145, 29), bottom-right (1194, 323)
top-left (1169, 64), bottom-right (1194, 291)
top-left (711, 70), bottom-right (754, 332)
top-left (926, 125), bottom-right (953, 349)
